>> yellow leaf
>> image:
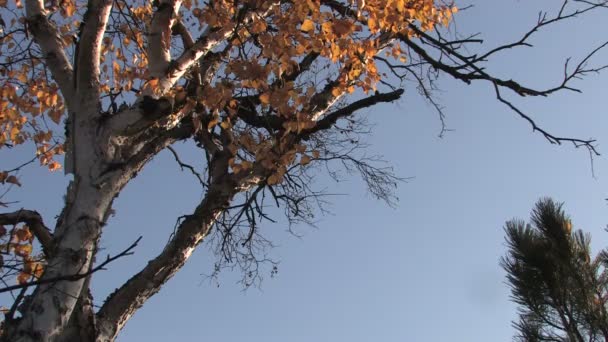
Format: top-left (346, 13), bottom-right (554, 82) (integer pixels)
top-left (259, 92), bottom-right (271, 104)
top-left (220, 119), bottom-right (232, 130)
top-left (331, 87), bottom-right (342, 97)
top-left (321, 22), bottom-right (333, 35)
top-left (113, 61), bottom-right (120, 74)
top-left (301, 19), bottom-right (315, 32)
top-left (207, 117), bottom-right (219, 131)
top-left (63, 2), bottom-right (76, 16)
top-left (16, 72), bottom-right (27, 83)
top-left (267, 173), bottom-right (283, 185)
top-left (9, 126), bottom-right (20, 141)
top-left (241, 161), bottom-right (252, 171)
top-left (368, 17), bottom-right (377, 31)
top-left (300, 155), bottom-right (311, 166)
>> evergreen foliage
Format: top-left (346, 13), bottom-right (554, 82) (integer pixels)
top-left (502, 199), bottom-right (608, 341)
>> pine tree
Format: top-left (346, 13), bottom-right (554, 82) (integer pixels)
top-left (502, 199), bottom-right (608, 341)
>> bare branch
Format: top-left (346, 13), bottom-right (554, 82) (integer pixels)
top-left (473, 0), bottom-right (608, 63)
top-left (304, 89), bottom-right (405, 135)
top-left (166, 145), bottom-right (207, 188)
top-left (493, 83), bottom-right (599, 155)
top-left (0, 236), bottom-right (141, 294)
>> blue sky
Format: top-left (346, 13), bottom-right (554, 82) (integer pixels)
top-left (2, 0), bottom-right (608, 341)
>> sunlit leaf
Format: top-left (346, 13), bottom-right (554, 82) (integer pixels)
top-left (301, 19), bottom-right (315, 32)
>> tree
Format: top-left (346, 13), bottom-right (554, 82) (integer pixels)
top-left (0, 0), bottom-right (605, 340)
top-left (502, 198), bottom-right (608, 342)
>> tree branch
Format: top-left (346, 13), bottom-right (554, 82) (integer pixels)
top-left (148, 0), bottom-right (182, 80)
top-left (166, 145), bottom-right (207, 188)
top-left (0, 237), bottom-right (141, 294)
top-left (156, 1), bottom-right (281, 94)
top-left (303, 89), bottom-right (405, 135)
top-left (493, 83), bottom-right (599, 155)
top-left (24, 0), bottom-right (74, 102)
top-left (0, 209), bottom-right (54, 257)
top-left (75, 0), bottom-right (113, 93)
top-left (96, 175), bottom-right (254, 341)
top-left (171, 19), bottom-right (194, 49)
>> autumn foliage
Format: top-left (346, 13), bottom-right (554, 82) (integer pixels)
top-left (0, 0), bottom-right (604, 340)
top-left (0, 0), bottom-right (456, 180)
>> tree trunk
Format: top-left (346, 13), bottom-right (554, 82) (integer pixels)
top-left (7, 99), bottom-right (120, 341)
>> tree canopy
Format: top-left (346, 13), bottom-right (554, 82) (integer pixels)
top-left (0, 0), bottom-right (605, 340)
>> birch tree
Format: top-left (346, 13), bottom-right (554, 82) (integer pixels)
top-left (0, 0), bottom-right (605, 341)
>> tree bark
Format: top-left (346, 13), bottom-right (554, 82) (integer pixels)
top-left (6, 94), bottom-right (119, 341)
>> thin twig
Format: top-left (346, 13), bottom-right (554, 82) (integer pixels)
top-left (0, 236), bottom-right (142, 294)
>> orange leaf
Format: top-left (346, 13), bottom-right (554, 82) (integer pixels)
top-left (259, 93), bottom-right (271, 104)
top-left (48, 161), bottom-right (62, 171)
top-left (301, 19), bottom-right (315, 32)
top-left (14, 244), bottom-right (32, 257)
top-left (207, 117), bottom-right (219, 131)
top-left (15, 226), bottom-right (32, 241)
top-left (368, 17), bottom-right (377, 31)
top-left (332, 20), bottom-right (353, 37)
top-left (6, 175), bottom-right (21, 186)
top-left (267, 173), bottom-right (282, 185)
top-left (16, 72), bottom-right (28, 83)
top-left (300, 155), bottom-right (311, 166)
top-left (331, 87), bottom-right (342, 97)
top-left (220, 120), bottom-right (232, 130)
top-left (17, 272), bottom-right (30, 285)
top-left (32, 262), bottom-right (44, 278)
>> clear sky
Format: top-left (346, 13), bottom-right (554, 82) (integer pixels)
top-left (2, 0), bottom-right (608, 341)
